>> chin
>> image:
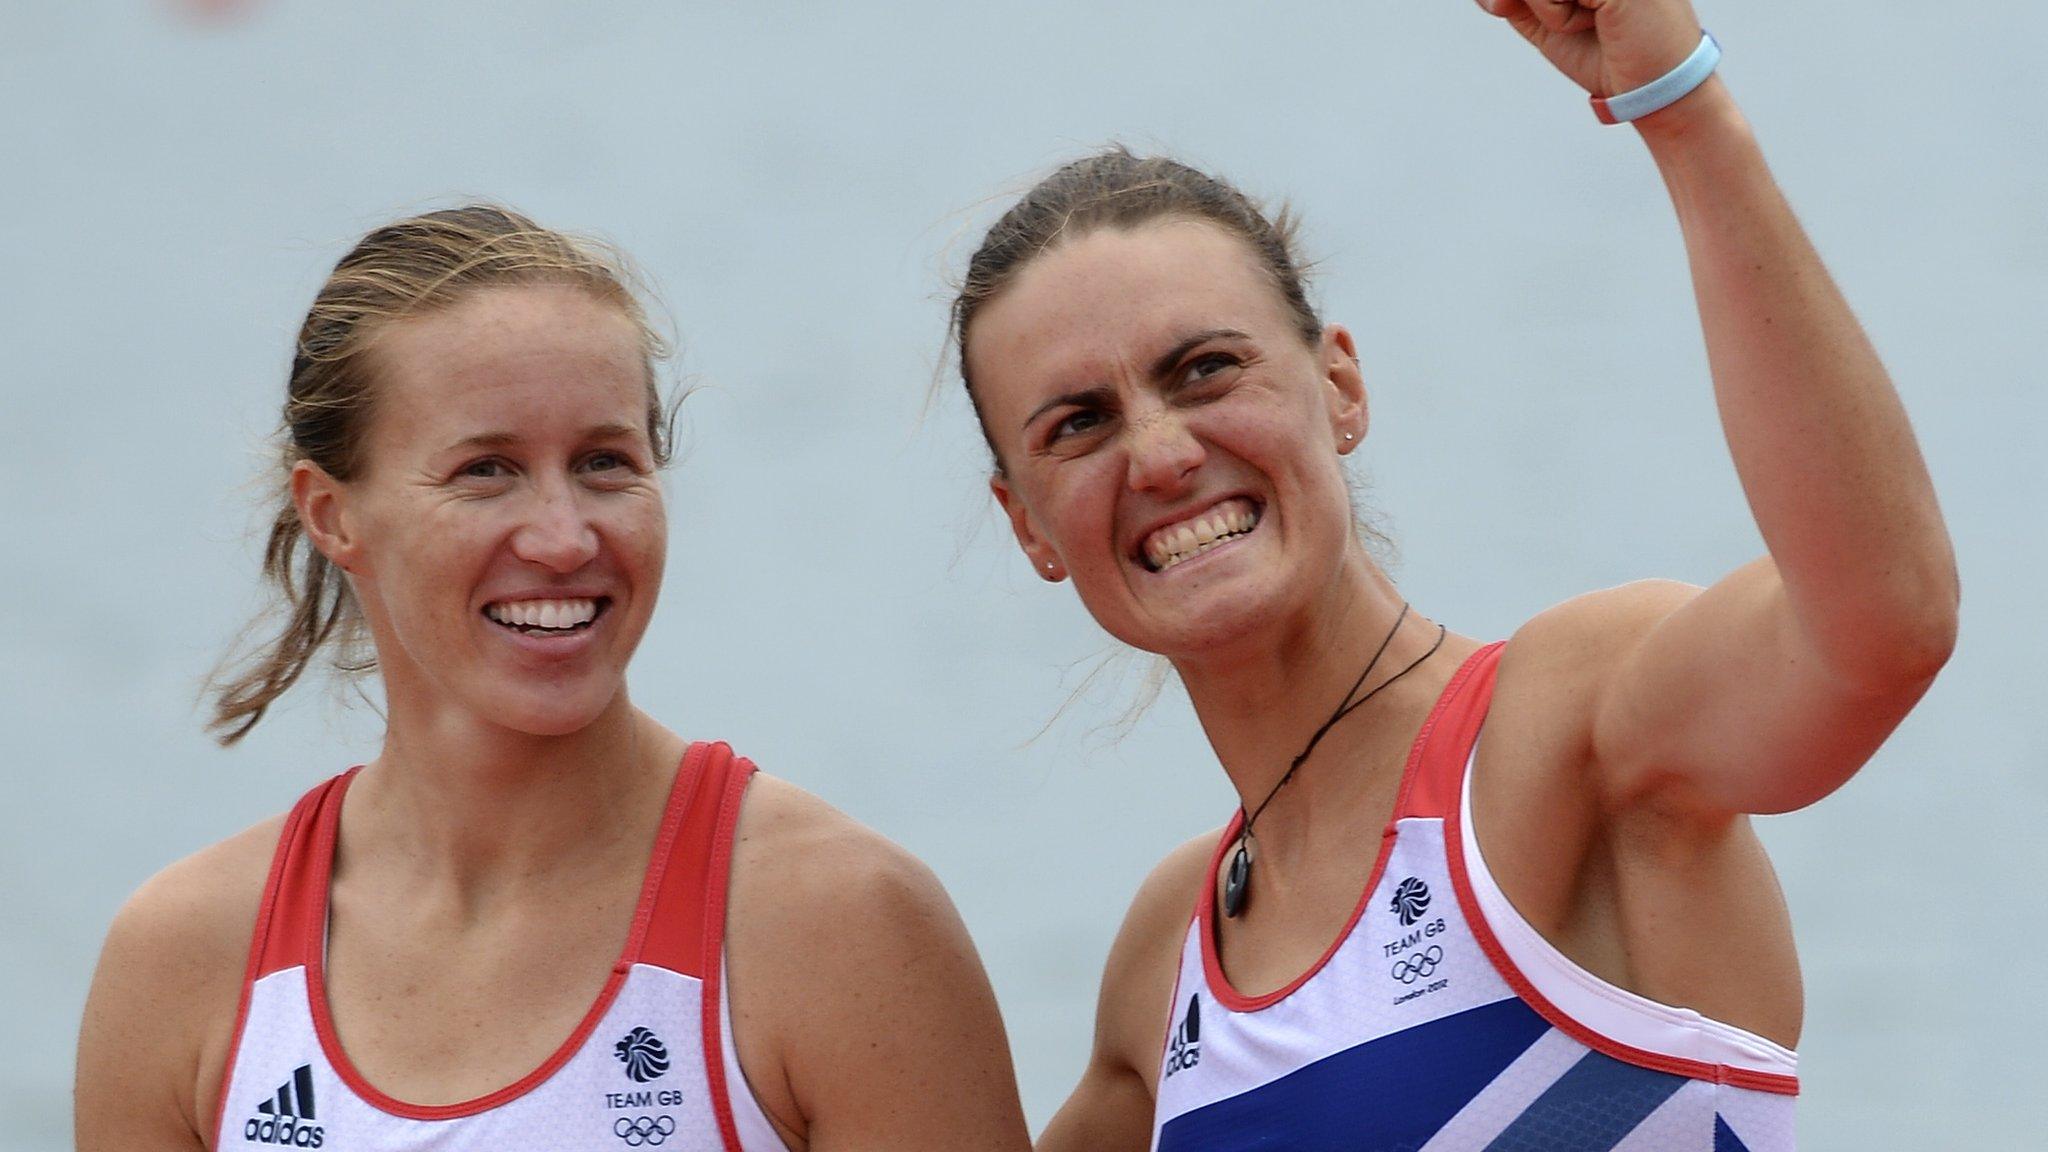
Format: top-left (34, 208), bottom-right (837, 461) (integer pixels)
top-left (1105, 580), bottom-right (1296, 661)
top-left (477, 684), bottom-right (623, 738)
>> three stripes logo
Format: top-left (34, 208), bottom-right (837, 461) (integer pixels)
top-left (1163, 994), bottom-right (1202, 1078)
top-left (242, 1064), bottom-right (325, 1147)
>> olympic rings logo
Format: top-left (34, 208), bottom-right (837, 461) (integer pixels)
top-left (1390, 945), bottom-right (1443, 984)
top-left (614, 1116), bottom-right (676, 1146)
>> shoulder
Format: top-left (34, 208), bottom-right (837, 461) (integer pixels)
top-left (1111, 831), bottom-right (1216, 973)
top-left (1496, 580), bottom-right (1703, 736)
top-left (1094, 831), bottom-right (1219, 1067)
top-left (722, 772), bottom-right (1029, 1149)
top-left (79, 814), bottom-right (287, 1146)
top-left (1504, 580), bottom-right (1700, 679)
top-left (95, 814), bottom-right (284, 1021)
top-left (729, 772), bottom-right (950, 934)
top-left (724, 771), bottom-right (988, 1022)
top-left (1475, 583), bottom-right (1711, 922)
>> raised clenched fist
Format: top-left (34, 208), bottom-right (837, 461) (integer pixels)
top-left (1475, 0), bottom-right (1705, 99)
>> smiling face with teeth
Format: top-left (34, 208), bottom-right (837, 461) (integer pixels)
top-left (293, 283), bottom-right (667, 738)
top-left (969, 219), bottom-right (1371, 661)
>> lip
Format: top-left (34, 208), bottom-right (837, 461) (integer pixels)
top-left (480, 587), bottom-right (614, 610)
top-left (1127, 494), bottom-right (1264, 571)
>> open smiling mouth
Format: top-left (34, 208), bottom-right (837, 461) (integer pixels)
top-left (482, 597), bottom-right (610, 636)
top-left (1140, 498), bottom-right (1263, 573)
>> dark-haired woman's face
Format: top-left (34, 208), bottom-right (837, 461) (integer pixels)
top-left (304, 284), bottom-right (668, 737)
top-left (969, 219), bottom-right (1367, 662)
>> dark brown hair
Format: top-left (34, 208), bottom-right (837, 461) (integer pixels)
top-left (949, 145), bottom-right (1321, 469)
top-left (207, 205), bottom-right (673, 744)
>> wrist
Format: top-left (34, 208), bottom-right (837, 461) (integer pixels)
top-left (1593, 30), bottom-right (1721, 125)
top-left (1633, 76), bottom-right (1748, 152)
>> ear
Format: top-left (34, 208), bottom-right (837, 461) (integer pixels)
top-left (1319, 324), bottom-right (1368, 452)
top-left (291, 459), bottom-right (366, 574)
top-left (990, 472), bottom-right (1065, 582)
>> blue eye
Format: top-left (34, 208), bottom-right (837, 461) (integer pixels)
top-left (461, 458), bottom-right (508, 479)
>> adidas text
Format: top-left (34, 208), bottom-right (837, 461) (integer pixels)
top-left (243, 1116), bottom-right (325, 1147)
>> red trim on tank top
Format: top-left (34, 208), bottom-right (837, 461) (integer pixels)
top-left (1394, 643), bottom-right (1503, 821)
top-left (290, 743), bottom-right (707, 1121)
top-left (638, 742), bottom-right (731, 977)
top-left (1196, 644), bottom-right (1501, 1013)
top-left (696, 747), bottom-right (757, 1152)
top-left (213, 780), bottom-right (332, 1148)
top-left (1433, 656), bottom-right (1802, 1097)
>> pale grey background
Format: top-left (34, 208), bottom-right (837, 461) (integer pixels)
top-left (3, 1), bottom-right (2043, 1148)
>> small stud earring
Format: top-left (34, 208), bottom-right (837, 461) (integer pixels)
top-left (1343, 432), bottom-right (1355, 442)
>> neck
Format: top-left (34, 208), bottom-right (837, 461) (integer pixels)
top-left (1173, 552), bottom-right (1451, 858)
top-left (345, 686), bottom-right (680, 896)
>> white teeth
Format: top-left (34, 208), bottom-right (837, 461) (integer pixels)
top-left (485, 598), bottom-right (599, 630)
top-left (1141, 499), bottom-right (1263, 572)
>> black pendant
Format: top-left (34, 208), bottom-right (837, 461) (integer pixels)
top-left (1221, 842), bottom-right (1251, 918)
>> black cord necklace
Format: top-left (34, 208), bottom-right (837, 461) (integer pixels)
top-left (1221, 603), bottom-right (1447, 919)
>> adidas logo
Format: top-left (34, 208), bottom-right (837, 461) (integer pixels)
top-left (242, 1064), bottom-right (325, 1147)
top-left (1164, 994), bottom-right (1202, 1078)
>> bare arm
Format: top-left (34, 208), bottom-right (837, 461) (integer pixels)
top-left (77, 897), bottom-right (210, 1151)
top-left (77, 828), bottom-right (272, 1152)
top-left (726, 777), bottom-right (1031, 1152)
top-left (1481, 0), bottom-right (1958, 816)
top-left (1037, 836), bottom-right (1211, 1152)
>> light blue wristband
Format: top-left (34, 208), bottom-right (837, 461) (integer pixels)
top-left (1591, 31), bottom-right (1720, 124)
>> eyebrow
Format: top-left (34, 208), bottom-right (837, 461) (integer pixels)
top-left (1150, 328), bottom-right (1251, 380)
top-left (443, 422), bottom-right (643, 453)
top-left (1018, 328), bottom-right (1253, 432)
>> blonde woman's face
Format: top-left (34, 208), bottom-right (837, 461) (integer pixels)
top-left (330, 283), bottom-right (667, 737)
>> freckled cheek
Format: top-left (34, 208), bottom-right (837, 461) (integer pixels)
top-left (602, 507), bottom-right (668, 579)
top-left (374, 512), bottom-right (495, 608)
top-left (1045, 476), bottom-right (1116, 567)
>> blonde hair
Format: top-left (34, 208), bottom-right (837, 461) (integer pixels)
top-left (207, 205), bottom-right (673, 744)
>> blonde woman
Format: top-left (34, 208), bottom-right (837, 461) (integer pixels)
top-left (77, 207), bottom-right (1030, 1152)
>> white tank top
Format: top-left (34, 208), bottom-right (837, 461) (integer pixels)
top-left (213, 741), bottom-right (788, 1152)
top-left (1149, 643), bottom-right (1800, 1151)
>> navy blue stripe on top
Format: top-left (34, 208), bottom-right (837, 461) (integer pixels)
top-left (1714, 1115), bottom-right (1754, 1152)
top-left (1156, 998), bottom-right (1551, 1152)
top-left (1481, 1050), bottom-right (1688, 1151)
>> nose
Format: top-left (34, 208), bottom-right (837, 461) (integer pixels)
top-left (510, 476), bottom-right (600, 573)
top-left (1124, 407), bottom-right (1205, 495)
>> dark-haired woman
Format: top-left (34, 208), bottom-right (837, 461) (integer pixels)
top-left (75, 207), bottom-right (1031, 1152)
top-left (949, 2), bottom-right (1955, 1149)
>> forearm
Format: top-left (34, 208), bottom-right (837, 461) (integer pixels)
top-left (1640, 78), bottom-right (1958, 681)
